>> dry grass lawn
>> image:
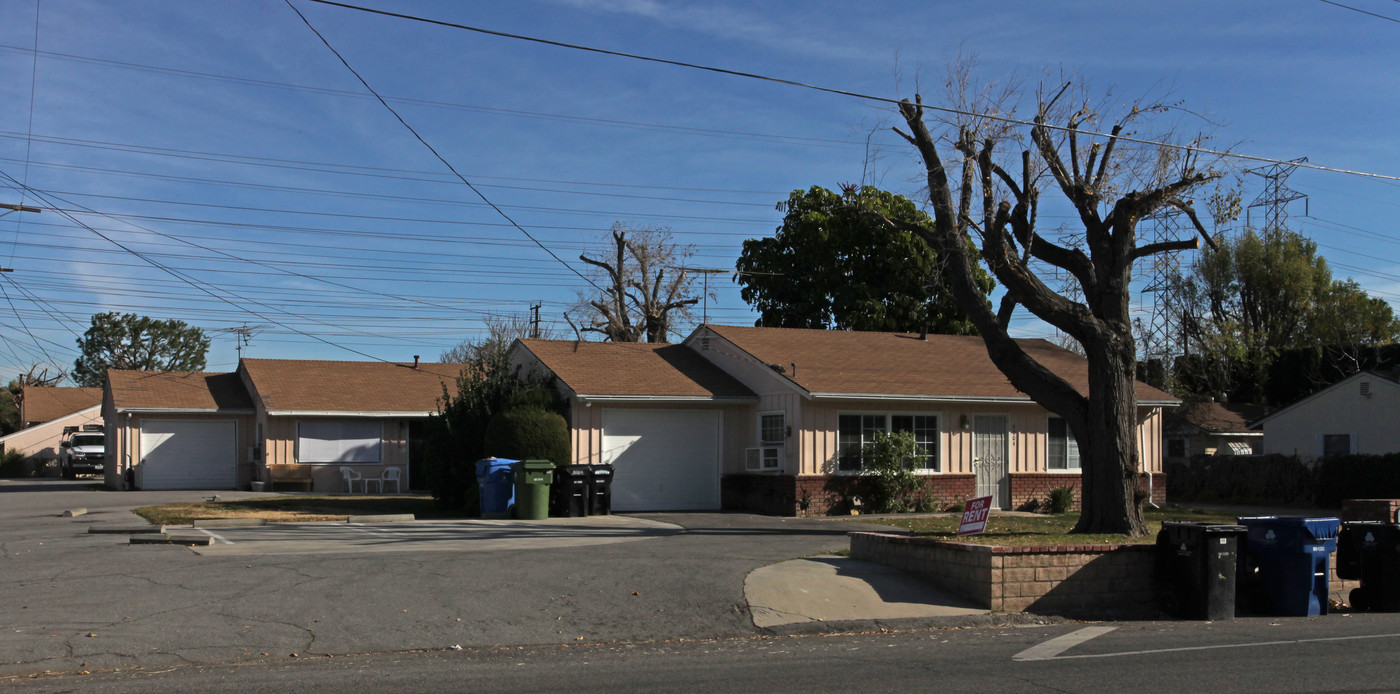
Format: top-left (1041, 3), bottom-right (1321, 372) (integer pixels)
top-left (132, 495), bottom-right (468, 526)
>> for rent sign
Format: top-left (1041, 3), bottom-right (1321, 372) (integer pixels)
top-left (957, 495), bottom-right (994, 536)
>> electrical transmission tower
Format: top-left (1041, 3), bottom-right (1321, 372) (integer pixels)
top-left (1246, 157), bottom-right (1309, 233)
top-left (1136, 208), bottom-right (1191, 370)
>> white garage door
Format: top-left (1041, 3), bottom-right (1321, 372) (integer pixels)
top-left (140, 420), bottom-right (237, 490)
top-left (601, 408), bottom-right (720, 511)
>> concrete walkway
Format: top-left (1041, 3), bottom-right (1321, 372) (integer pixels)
top-left (745, 554), bottom-right (985, 628)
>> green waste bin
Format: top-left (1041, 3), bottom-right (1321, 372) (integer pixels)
top-left (513, 460), bottom-right (555, 520)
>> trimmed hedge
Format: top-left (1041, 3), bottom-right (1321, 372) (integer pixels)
top-left (1166, 453), bottom-right (1314, 505)
top-left (483, 407), bottom-right (570, 466)
top-left (1314, 453), bottom-right (1400, 508)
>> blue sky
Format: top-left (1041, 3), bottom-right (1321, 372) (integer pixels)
top-left (0, 0), bottom-right (1396, 378)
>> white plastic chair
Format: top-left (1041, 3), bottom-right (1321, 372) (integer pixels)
top-left (340, 466), bottom-right (363, 494)
top-left (367, 467), bottom-right (402, 494)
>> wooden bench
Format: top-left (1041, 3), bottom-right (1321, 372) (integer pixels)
top-left (266, 464), bottom-right (314, 492)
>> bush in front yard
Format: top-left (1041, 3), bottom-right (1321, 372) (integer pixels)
top-left (1047, 485), bottom-right (1076, 514)
top-left (0, 449), bottom-right (32, 477)
top-left (1166, 453), bottom-right (1313, 505)
top-left (864, 431), bottom-right (922, 514)
top-left (483, 407), bottom-right (570, 465)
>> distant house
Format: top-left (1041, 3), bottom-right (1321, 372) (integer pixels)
top-left (511, 325), bottom-right (1177, 515)
top-left (103, 359), bottom-right (461, 491)
top-left (1163, 399), bottom-right (1266, 466)
top-left (1251, 371), bottom-right (1400, 461)
top-left (0, 387), bottom-right (104, 464)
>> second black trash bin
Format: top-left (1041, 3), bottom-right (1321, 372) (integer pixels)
top-left (553, 464), bottom-right (592, 518)
top-left (589, 464), bottom-right (614, 516)
top-left (1156, 521), bottom-right (1246, 620)
top-left (1338, 521), bottom-right (1400, 611)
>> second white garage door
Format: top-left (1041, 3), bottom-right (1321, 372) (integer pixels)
top-left (140, 419), bottom-right (237, 490)
top-left (601, 408), bottom-right (720, 512)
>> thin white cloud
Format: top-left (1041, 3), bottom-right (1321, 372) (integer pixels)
top-left (547, 0), bottom-right (871, 61)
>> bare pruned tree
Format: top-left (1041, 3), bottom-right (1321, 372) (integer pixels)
top-left (577, 223), bottom-right (701, 343)
top-left (879, 75), bottom-right (1223, 536)
top-left (441, 312), bottom-right (561, 364)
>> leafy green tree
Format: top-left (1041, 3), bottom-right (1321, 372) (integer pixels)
top-left (863, 430), bottom-right (922, 513)
top-left (736, 185), bottom-right (992, 333)
top-left (72, 313), bottom-right (210, 387)
top-left (1179, 228), bottom-right (1400, 402)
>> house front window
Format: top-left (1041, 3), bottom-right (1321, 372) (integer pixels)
top-left (298, 420), bottom-right (382, 464)
top-left (1048, 416), bottom-right (1081, 470)
top-left (837, 413), bottom-right (939, 472)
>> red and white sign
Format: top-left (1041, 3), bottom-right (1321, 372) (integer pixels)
top-left (957, 495), bottom-right (994, 536)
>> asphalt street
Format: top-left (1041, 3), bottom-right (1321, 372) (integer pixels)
top-left (0, 479), bottom-right (917, 678)
top-left (8, 614), bottom-right (1400, 692)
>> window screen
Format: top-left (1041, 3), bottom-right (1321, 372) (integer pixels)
top-left (1048, 417), bottom-right (1081, 470)
top-left (298, 420), bottom-right (382, 463)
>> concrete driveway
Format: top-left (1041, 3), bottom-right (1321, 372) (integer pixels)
top-left (0, 480), bottom-right (975, 678)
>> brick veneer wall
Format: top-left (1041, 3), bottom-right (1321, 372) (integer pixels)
top-left (722, 474), bottom-right (978, 516)
top-left (849, 532), bottom-right (1158, 617)
top-left (1341, 499), bottom-right (1400, 522)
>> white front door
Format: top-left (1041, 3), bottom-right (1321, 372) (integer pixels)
top-left (973, 415), bottom-right (1009, 509)
top-left (601, 408), bottom-right (721, 512)
top-left (140, 419), bottom-right (237, 490)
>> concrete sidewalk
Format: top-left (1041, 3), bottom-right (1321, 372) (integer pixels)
top-left (745, 555), bottom-right (986, 629)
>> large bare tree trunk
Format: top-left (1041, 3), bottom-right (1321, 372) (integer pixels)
top-left (880, 93), bottom-right (1218, 537)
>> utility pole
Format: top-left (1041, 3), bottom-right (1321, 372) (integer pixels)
top-left (529, 303), bottom-right (541, 339)
top-left (672, 267), bottom-right (783, 325)
top-left (0, 203), bottom-right (41, 218)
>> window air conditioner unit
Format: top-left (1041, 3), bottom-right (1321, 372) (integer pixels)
top-left (745, 445), bottom-right (783, 472)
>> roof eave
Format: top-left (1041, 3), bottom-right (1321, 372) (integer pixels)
top-left (807, 392), bottom-right (1178, 407)
top-left (264, 410), bottom-right (438, 418)
top-left (577, 394), bottom-right (758, 404)
top-left (114, 407), bottom-right (255, 415)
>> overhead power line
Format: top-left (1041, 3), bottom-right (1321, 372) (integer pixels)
top-left (305, 0), bottom-right (1400, 183)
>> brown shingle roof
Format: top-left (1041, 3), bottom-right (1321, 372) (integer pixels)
top-left (21, 386), bottom-right (102, 423)
top-left (1168, 399), bottom-right (1268, 434)
top-left (239, 359), bottom-right (462, 413)
top-left (516, 340), bottom-right (755, 399)
top-left (108, 371), bottom-right (254, 411)
top-left (705, 325), bottom-right (1178, 403)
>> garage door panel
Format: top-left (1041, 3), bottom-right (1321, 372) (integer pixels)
top-left (140, 420), bottom-right (237, 490)
top-left (602, 409), bottom-right (719, 512)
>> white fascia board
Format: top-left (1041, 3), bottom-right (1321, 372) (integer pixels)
top-left (1208, 431), bottom-right (1263, 437)
top-left (115, 407), bottom-right (254, 415)
top-left (264, 410), bottom-right (436, 418)
top-left (577, 395), bottom-right (757, 404)
top-left (809, 393), bottom-right (1179, 407)
top-left (0, 405), bottom-right (101, 443)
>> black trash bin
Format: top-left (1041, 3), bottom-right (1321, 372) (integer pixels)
top-left (588, 464), bottom-right (614, 516)
top-left (1156, 521), bottom-right (1246, 620)
top-left (553, 464), bottom-right (592, 518)
top-left (1339, 521), bottom-right (1400, 611)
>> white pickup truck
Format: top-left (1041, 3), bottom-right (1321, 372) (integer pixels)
top-left (60, 427), bottom-right (105, 479)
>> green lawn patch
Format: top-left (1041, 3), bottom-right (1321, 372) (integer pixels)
top-left (132, 495), bottom-right (471, 526)
top-left (850, 506), bottom-right (1242, 546)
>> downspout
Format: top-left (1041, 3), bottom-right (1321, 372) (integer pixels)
top-left (123, 412), bottom-right (132, 491)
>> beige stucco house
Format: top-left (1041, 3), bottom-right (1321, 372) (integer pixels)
top-left (511, 325), bottom-right (1177, 515)
top-left (103, 359), bottom-right (461, 491)
top-left (1251, 371), bottom-right (1400, 461)
top-left (0, 386), bottom-right (103, 464)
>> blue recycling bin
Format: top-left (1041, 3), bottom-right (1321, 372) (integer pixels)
top-left (1237, 516), bottom-right (1341, 617)
top-left (475, 458), bottom-right (518, 518)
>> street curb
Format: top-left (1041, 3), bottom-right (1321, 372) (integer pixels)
top-left (62, 508), bottom-right (87, 517)
top-left (756, 612), bottom-right (1067, 636)
top-left (348, 514), bottom-right (415, 523)
top-left (89, 524), bottom-right (164, 534)
top-left (192, 518), bottom-right (267, 528)
top-left (129, 532), bottom-right (213, 546)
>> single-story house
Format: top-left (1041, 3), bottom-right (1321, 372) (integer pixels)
top-left (0, 386), bottom-right (104, 463)
top-left (103, 359), bottom-right (461, 491)
top-left (1251, 371), bottom-right (1400, 461)
top-left (1162, 398), bottom-right (1266, 466)
top-left (510, 325), bottom-right (1177, 515)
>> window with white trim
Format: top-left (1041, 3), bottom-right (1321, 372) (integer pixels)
top-left (837, 413), bottom-right (939, 472)
top-left (746, 413), bottom-right (785, 471)
top-left (1047, 416), bottom-right (1081, 470)
top-left (298, 420), bottom-right (382, 464)
top-left (760, 413), bottom-right (784, 445)
top-left (1322, 434), bottom-right (1353, 458)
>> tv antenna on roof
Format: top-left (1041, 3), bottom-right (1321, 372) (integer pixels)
top-left (673, 267), bottom-right (783, 325)
top-left (216, 323), bottom-right (267, 359)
